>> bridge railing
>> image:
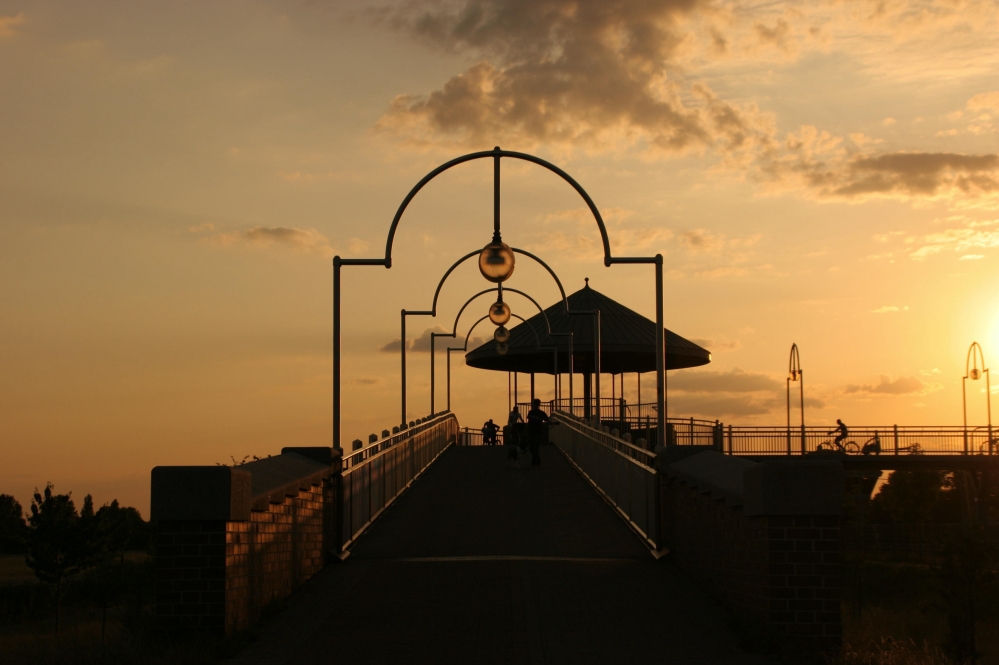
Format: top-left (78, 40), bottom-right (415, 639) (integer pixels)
top-left (723, 424), bottom-right (997, 456)
top-left (549, 411), bottom-right (661, 552)
top-left (339, 411), bottom-right (458, 551)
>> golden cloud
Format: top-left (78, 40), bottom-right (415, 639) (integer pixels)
top-left (0, 12), bottom-right (25, 38)
top-left (205, 226), bottom-right (336, 258)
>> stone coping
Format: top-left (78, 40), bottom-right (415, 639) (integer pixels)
top-left (151, 448), bottom-right (334, 522)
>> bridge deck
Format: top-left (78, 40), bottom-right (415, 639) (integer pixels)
top-left (233, 446), bottom-right (769, 664)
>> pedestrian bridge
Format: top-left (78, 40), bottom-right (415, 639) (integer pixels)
top-left (150, 410), bottom-right (867, 661)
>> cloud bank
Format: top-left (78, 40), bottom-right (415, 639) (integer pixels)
top-left (376, 1), bottom-right (999, 205)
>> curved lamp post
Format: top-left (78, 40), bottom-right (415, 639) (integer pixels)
top-left (962, 341), bottom-right (992, 454)
top-left (787, 343), bottom-right (804, 455)
top-left (333, 147), bottom-right (667, 452)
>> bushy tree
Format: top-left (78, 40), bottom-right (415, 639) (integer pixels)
top-left (0, 494), bottom-right (27, 553)
top-left (24, 484), bottom-right (91, 634)
top-left (868, 470), bottom-right (960, 524)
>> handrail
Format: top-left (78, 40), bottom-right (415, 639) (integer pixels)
top-left (339, 412), bottom-right (458, 552)
top-left (550, 412), bottom-right (661, 553)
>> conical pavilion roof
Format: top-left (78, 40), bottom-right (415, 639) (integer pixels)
top-left (464, 281), bottom-right (711, 374)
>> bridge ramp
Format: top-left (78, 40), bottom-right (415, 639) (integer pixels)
top-left (233, 447), bottom-right (770, 664)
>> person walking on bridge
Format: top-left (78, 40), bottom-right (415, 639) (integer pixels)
top-left (526, 398), bottom-right (549, 467)
top-left (506, 406), bottom-right (524, 461)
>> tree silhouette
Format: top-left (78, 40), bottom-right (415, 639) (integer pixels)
top-left (24, 484), bottom-right (91, 634)
top-left (0, 494), bottom-right (27, 554)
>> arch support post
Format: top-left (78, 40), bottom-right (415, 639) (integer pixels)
top-left (333, 256), bottom-right (387, 452)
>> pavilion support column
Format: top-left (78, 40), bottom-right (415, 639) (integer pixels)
top-left (583, 372), bottom-right (592, 419)
top-left (530, 373), bottom-right (535, 402)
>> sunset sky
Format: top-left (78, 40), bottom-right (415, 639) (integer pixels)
top-left (2, 0), bottom-right (999, 515)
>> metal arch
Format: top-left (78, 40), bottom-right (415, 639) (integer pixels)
top-left (443, 287), bottom-right (554, 339)
top-left (788, 343), bottom-right (802, 379)
top-left (786, 343), bottom-right (805, 455)
top-left (384, 148), bottom-right (612, 267)
top-left (513, 248), bottom-right (567, 310)
top-left (966, 341), bottom-right (986, 375)
top-left (962, 341), bottom-right (992, 455)
top-left (426, 247), bottom-right (568, 315)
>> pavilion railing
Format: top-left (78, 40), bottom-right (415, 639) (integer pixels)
top-left (458, 426), bottom-right (505, 446)
top-left (549, 411), bottom-right (661, 552)
top-left (519, 399), bottom-right (718, 448)
top-left (339, 412), bottom-right (458, 551)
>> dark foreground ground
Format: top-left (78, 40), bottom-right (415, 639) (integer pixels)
top-left (231, 445), bottom-right (770, 665)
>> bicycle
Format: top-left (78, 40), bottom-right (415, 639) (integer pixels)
top-left (817, 438), bottom-right (859, 454)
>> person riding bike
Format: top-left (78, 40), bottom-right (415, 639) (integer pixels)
top-left (828, 419), bottom-right (848, 449)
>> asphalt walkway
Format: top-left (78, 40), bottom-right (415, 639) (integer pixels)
top-left (232, 445), bottom-right (770, 665)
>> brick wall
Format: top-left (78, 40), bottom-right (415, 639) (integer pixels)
top-left (225, 481), bottom-right (327, 633)
top-left (660, 452), bottom-right (843, 652)
top-left (155, 479), bottom-right (330, 634)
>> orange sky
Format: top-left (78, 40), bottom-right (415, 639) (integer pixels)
top-left (2, 0), bottom-right (998, 516)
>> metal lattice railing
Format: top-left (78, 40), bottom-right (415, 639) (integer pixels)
top-left (340, 412), bottom-right (458, 550)
top-left (549, 411), bottom-right (661, 552)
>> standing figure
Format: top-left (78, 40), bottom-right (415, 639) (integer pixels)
top-left (526, 398), bottom-right (549, 467)
top-left (506, 406), bottom-right (524, 460)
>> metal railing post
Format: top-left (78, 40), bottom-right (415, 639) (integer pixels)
top-left (893, 424), bottom-right (899, 455)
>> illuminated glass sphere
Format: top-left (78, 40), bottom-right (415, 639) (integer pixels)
top-left (489, 300), bottom-right (511, 326)
top-left (496, 342), bottom-right (509, 356)
top-left (971, 368), bottom-right (982, 380)
top-left (478, 241), bottom-right (516, 283)
top-left (494, 326), bottom-right (511, 343)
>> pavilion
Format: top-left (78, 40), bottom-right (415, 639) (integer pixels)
top-left (465, 279), bottom-right (711, 418)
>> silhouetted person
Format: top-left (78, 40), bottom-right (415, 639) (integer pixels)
top-left (482, 419), bottom-right (498, 445)
top-left (829, 419), bottom-right (848, 448)
top-left (506, 407), bottom-right (524, 460)
top-left (526, 398), bottom-right (549, 467)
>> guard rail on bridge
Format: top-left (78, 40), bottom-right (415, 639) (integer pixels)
top-left (549, 411), bottom-right (662, 553)
top-left (520, 400), bottom-right (997, 456)
top-left (151, 411), bottom-right (458, 636)
top-left (340, 412), bottom-right (458, 551)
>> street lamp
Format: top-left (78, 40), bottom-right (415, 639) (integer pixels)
top-left (962, 341), bottom-right (992, 454)
top-left (787, 343), bottom-right (804, 455)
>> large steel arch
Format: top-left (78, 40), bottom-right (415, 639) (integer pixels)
top-left (384, 148), bottom-right (612, 268)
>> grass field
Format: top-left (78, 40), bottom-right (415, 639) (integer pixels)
top-left (0, 555), bottom-right (37, 586)
top-left (831, 560), bottom-right (999, 665)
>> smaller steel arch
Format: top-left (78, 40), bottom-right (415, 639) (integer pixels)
top-left (443, 287), bottom-right (554, 339)
top-left (425, 247), bottom-right (568, 316)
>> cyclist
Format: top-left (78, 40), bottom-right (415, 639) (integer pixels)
top-left (828, 419), bottom-right (849, 449)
